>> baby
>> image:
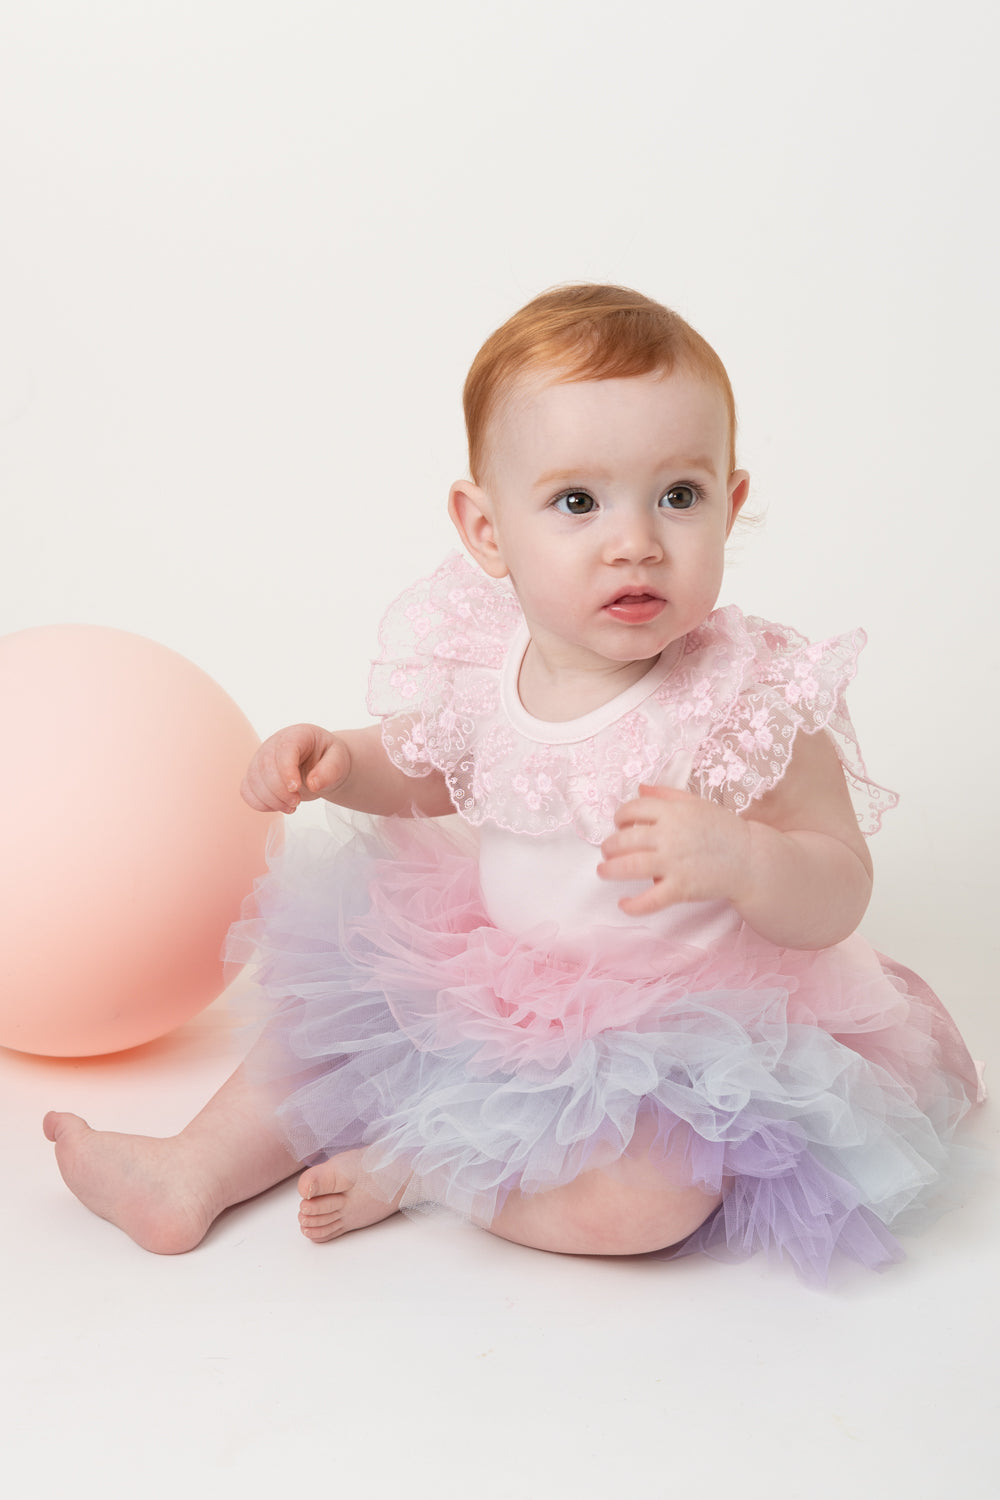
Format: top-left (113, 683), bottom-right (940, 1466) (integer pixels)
top-left (45, 284), bottom-right (981, 1280)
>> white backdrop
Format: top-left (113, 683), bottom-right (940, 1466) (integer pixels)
top-left (1, 0), bottom-right (996, 1029)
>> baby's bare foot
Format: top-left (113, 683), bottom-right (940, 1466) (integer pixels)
top-left (43, 1111), bottom-right (220, 1255)
top-left (297, 1148), bottom-right (405, 1243)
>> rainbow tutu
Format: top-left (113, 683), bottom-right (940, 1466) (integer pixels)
top-left (226, 815), bottom-right (981, 1282)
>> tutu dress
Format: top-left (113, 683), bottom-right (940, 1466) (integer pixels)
top-left (228, 553), bottom-right (982, 1282)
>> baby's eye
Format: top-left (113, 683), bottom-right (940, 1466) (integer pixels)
top-left (554, 490), bottom-right (596, 515)
top-left (660, 484), bottom-right (699, 511)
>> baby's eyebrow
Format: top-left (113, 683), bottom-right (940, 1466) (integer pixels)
top-left (533, 456), bottom-right (719, 487)
top-left (669, 455), bottom-right (718, 477)
top-left (534, 466), bottom-right (613, 487)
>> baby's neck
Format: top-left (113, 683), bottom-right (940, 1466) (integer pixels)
top-left (517, 641), bottom-right (665, 723)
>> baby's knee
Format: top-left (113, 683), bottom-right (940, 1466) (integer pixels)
top-left (572, 1173), bottom-right (720, 1256)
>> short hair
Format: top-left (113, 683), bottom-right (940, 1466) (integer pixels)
top-left (463, 283), bottom-right (737, 484)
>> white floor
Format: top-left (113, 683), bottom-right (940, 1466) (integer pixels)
top-left (3, 969), bottom-right (996, 1500)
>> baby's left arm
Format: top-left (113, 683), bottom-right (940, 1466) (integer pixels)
top-left (598, 729), bottom-right (873, 949)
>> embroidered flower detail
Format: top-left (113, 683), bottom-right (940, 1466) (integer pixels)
top-left (735, 706), bottom-right (775, 756)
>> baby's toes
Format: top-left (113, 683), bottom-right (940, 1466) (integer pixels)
top-left (298, 1149), bottom-right (365, 1205)
top-left (299, 1193), bottom-right (343, 1226)
top-left (302, 1223), bottom-right (343, 1242)
top-left (299, 1191), bottom-right (342, 1218)
top-left (300, 1203), bottom-right (345, 1242)
top-left (298, 1166), bottom-right (328, 1201)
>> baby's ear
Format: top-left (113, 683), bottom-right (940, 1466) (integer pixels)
top-left (726, 470), bottom-right (751, 534)
top-left (448, 481), bottom-right (509, 578)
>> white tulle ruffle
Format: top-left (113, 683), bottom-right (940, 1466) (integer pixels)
top-left (227, 815), bottom-right (980, 1283)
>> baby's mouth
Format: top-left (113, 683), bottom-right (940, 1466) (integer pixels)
top-left (603, 591), bottom-right (666, 623)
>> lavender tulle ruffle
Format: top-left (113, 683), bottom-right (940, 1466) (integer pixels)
top-left (225, 815), bottom-right (981, 1283)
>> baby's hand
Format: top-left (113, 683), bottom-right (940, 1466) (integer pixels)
top-left (597, 783), bottom-right (752, 917)
top-left (241, 724), bottom-right (351, 815)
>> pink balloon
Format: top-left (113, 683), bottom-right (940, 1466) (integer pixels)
top-left (0, 625), bottom-right (278, 1056)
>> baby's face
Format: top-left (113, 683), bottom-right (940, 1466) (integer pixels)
top-left (456, 366), bottom-right (748, 679)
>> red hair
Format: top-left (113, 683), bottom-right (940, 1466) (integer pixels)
top-left (463, 284), bottom-right (737, 483)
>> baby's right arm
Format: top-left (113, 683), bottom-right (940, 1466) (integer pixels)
top-left (241, 723), bottom-right (453, 818)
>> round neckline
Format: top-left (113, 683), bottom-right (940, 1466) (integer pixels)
top-left (500, 626), bottom-right (684, 745)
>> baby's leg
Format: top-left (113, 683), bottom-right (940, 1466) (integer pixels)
top-left (487, 1161), bottom-right (721, 1255)
top-left (296, 1125), bottom-right (720, 1255)
top-left (489, 1114), bottom-right (721, 1255)
top-left (43, 1055), bottom-right (300, 1255)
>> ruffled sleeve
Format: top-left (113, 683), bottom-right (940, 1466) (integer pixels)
top-left (689, 613), bottom-right (898, 834)
top-left (366, 552), bottom-right (520, 787)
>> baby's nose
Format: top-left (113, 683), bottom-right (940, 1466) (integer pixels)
top-left (607, 513), bottom-right (663, 564)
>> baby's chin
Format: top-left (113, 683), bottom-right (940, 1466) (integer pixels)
top-left (594, 614), bottom-right (691, 656)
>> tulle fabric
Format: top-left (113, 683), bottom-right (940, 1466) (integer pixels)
top-left (226, 815), bottom-right (980, 1284)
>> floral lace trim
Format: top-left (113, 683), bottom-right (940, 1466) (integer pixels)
top-left (690, 621), bottom-right (898, 833)
top-left (368, 553), bottom-right (898, 843)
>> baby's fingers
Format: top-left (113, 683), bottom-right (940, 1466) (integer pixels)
top-left (275, 738), bottom-right (308, 796)
top-left (597, 850), bottom-right (660, 884)
top-left (613, 797), bottom-right (670, 830)
top-left (600, 824), bottom-right (657, 859)
top-left (599, 834), bottom-right (657, 882)
top-left (241, 733), bottom-right (307, 813)
top-left (599, 855), bottom-right (677, 915)
top-left (616, 882), bottom-right (674, 917)
top-left (614, 785), bottom-right (693, 826)
top-left (303, 740), bottom-right (350, 797)
top-left (241, 760), bottom-right (300, 815)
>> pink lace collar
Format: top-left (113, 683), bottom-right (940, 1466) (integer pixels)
top-left (368, 553), bottom-right (897, 844)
